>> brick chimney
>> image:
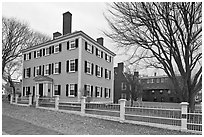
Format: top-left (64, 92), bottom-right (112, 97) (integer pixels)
top-left (53, 32), bottom-right (62, 39)
top-left (118, 62), bottom-right (124, 73)
top-left (63, 11), bottom-right (72, 35)
top-left (96, 37), bottom-right (104, 46)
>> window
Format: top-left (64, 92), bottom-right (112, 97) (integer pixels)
top-left (54, 85), bottom-right (61, 95)
top-left (45, 47), bottom-right (50, 56)
top-left (147, 79), bottom-right (150, 83)
top-left (105, 88), bottom-right (110, 98)
top-left (24, 68), bottom-right (31, 78)
top-left (54, 45), bottom-right (60, 53)
top-left (85, 61), bottom-right (92, 74)
top-left (152, 90), bottom-right (155, 94)
top-left (67, 59), bottom-right (78, 72)
top-left (96, 49), bottom-right (101, 58)
top-left (96, 65), bottom-right (102, 77)
top-left (54, 62), bottom-right (59, 74)
top-left (105, 69), bottom-right (111, 79)
top-left (69, 84), bottom-right (77, 97)
top-left (45, 65), bottom-right (49, 75)
top-left (121, 93), bottom-right (126, 99)
top-left (70, 40), bottom-right (75, 50)
top-left (151, 79), bottom-right (154, 83)
top-left (85, 85), bottom-right (91, 97)
top-left (156, 78), bottom-right (160, 83)
top-left (36, 50), bottom-right (41, 58)
top-left (36, 66), bottom-right (41, 76)
top-left (70, 60), bottom-right (76, 72)
top-left (96, 86), bottom-right (101, 97)
top-left (121, 82), bottom-right (127, 90)
top-left (160, 90), bottom-right (163, 94)
top-left (161, 78), bottom-right (164, 83)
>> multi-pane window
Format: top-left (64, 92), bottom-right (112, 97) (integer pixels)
top-left (161, 78), bottom-right (164, 83)
top-left (86, 62), bottom-right (92, 74)
top-left (36, 66), bottom-right (40, 76)
top-left (54, 45), bottom-right (60, 53)
top-left (36, 50), bottom-right (41, 58)
top-left (54, 62), bottom-right (59, 74)
top-left (70, 60), bottom-right (76, 72)
top-left (69, 84), bottom-right (77, 97)
top-left (70, 40), bottom-right (75, 50)
top-left (54, 85), bottom-right (60, 95)
top-left (96, 86), bottom-right (101, 97)
top-left (96, 66), bottom-right (101, 77)
top-left (156, 78), bottom-right (160, 83)
top-left (151, 79), bottom-right (154, 83)
top-left (86, 85), bottom-right (91, 97)
top-left (45, 47), bottom-right (50, 56)
top-left (87, 43), bottom-right (93, 53)
top-left (105, 69), bottom-right (111, 79)
top-left (96, 49), bottom-right (101, 58)
top-left (104, 88), bottom-right (110, 98)
top-left (121, 82), bottom-right (127, 90)
top-left (45, 65), bottom-right (49, 75)
top-left (26, 68), bottom-right (30, 78)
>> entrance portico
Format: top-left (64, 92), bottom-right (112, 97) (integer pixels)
top-left (33, 75), bottom-right (53, 99)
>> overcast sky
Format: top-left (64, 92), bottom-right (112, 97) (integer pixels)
top-left (2, 2), bottom-right (163, 76)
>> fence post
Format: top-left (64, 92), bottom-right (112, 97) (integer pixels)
top-left (15, 94), bottom-right (19, 104)
top-left (55, 95), bottom-right (59, 110)
top-left (81, 97), bottom-right (86, 116)
top-left (10, 94), bottom-right (13, 104)
top-left (36, 95), bottom-right (39, 108)
top-left (119, 99), bottom-right (126, 123)
top-left (29, 94), bottom-right (32, 106)
top-left (180, 102), bottom-right (189, 131)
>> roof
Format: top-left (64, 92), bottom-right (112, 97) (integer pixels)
top-left (22, 31), bottom-right (116, 56)
top-left (33, 75), bottom-right (53, 82)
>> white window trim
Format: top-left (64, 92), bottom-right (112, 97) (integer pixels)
top-left (97, 49), bottom-right (101, 58)
top-left (96, 66), bottom-right (101, 77)
top-left (36, 50), bottom-right (41, 58)
top-left (96, 86), bottom-right (101, 98)
top-left (53, 62), bottom-right (59, 74)
top-left (45, 47), bottom-right (50, 56)
top-left (86, 84), bottom-right (91, 97)
top-left (121, 82), bottom-right (127, 90)
top-left (69, 60), bottom-right (76, 72)
top-left (54, 45), bottom-right (60, 53)
top-left (44, 64), bottom-right (49, 76)
top-left (151, 79), bottom-right (154, 83)
top-left (36, 66), bottom-right (40, 76)
top-left (161, 78), bottom-right (164, 83)
top-left (69, 40), bottom-right (76, 50)
top-left (69, 83), bottom-right (76, 97)
top-left (105, 88), bottom-right (109, 98)
top-left (86, 61), bottom-right (92, 75)
top-left (105, 70), bottom-right (110, 80)
top-left (156, 78), bottom-right (160, 83)
top-left (87, 43), bottom-right (93, 53)
top-left (54, 85), bottom-right (58, 96)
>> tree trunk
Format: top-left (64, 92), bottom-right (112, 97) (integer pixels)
top-left (188, 93), bottom-right (196, 112)
top-left (2, 61), bottom-right (6, 75)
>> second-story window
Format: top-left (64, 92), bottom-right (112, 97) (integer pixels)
top-left (45, 47), bottom-right (50, 56)
top-left (36, 66), bottom-right (41, 76)
top-left (151, 79), bottom-right (154, 83)
top-left (96, 65), bottom-right (102, 77)
top-left (161, 78), bottom-right (164, 83)
top-left (70, 60), bottom-right (76, 72)
top-left (121, 82), bottom-right (127, 90)
top-left (105, 69), bottom-right (111, 79)
top-left (54, 63), bottom-right (59, 74)
top-left (70, 40), bottom-right (76, 50)
top-left (37, 50), bottom-right (41, 58)
top-left (54, 45), bottom-right (59, 53)
top-left (45, 65), bottom-right (49, 75)
top-left (156, 78), bottom-right (160, 83)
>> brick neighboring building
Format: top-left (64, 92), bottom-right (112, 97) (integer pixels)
top-left (114, 62), bottom-right (182, 103)
top-left (22, 11), bottom-right (116, 103)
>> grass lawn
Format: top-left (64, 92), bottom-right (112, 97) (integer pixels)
top-left (2, 101), bottom-right (198, 135)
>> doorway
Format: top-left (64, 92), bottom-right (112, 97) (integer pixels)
top-left (39, 83), bottom-right (43, 97)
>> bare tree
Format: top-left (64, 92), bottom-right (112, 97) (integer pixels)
top-left (105, 2), bottom-right (202, 111)
top-left (2, 16), bottom-right (51, 95)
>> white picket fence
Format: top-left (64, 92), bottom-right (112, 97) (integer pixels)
top-left (11, 94), bottom-right (202, 134)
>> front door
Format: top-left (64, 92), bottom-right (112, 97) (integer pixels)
top-left (39, 83), bottom-right (43, 97)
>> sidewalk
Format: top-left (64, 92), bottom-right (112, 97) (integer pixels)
top-left (2, 115), bottom-right (63, 135)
